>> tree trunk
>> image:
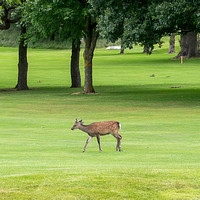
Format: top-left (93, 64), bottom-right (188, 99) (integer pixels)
top-left (143, 46), bottom-right (149, 54)
top-left (120, 39), bottom-right (124, 54)
top-left (50, 34), bottom-right (55, 41)
top-left (187, 32), bottom-right (199, 58)
top-left (83, 16), bottom-right (99, 93)
top-left (168, 33), bottom-right (175, 54)
top-left (174, 32), bottom-right (199, 59)
top-left (197, 33), bottom-right (200, 50)
top-left (71, 39), bottom-right (81, 88)
top-left (15, 25), bottom-right (29, 90)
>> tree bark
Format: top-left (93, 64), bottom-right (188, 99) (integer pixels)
top-left (50, 34), bottom-right (55, 41)
top-left (168, 33), bottom-right (175, 54)
top-left (83, 16), bottom-right (99, 93)
top-left (15, 25), bottom-right (29, 90)
top-left (120, 39), bottom-right (124, 54)
top-left (197, 33), bottom-right (200, 50)
top-left (174, 32), bottom-right (199, 59)
top-left (143, 46), bottom-right (149, 54)
top-left (187, 32), bottom-right (199, 58)
top-left (71, 39), bottom-right (81, 88)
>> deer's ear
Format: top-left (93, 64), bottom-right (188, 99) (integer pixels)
top-left (79, 120), bottom-right (84, 124)
top-left (76, 118), bottom-right (78, 123)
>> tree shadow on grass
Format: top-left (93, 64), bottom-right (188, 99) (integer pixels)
top-left (97, 85), bottom-right (200, 105)
top-left (0, 85), bottom-right (200, 108)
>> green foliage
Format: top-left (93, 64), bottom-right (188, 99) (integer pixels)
top-left (94, 0), bottom-right (200, 54)
top-left (1, 0), bottom-right (199, 52)
top-left (92, 1), bottom-right (162, 53)
top-left (6, 0), bottom-right (22, 4)
top-left (1, 44), bottom-right (200, 199)
top-left (151, 0), bottom-right (200, 33)
top-left (22, 0), bottom-right (88, 44)
top-left (93, 0), bottom-right (135, 44)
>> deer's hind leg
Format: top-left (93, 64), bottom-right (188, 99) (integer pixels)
top-left (113, 133), bottom-right (122, 152)
top-left (117, 134), bottom-right (122, 152)
top-left (96, 134), bottom-right (102, 152)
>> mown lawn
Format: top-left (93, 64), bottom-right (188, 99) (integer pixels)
top-left (0, 41), bottom-right (200, 199)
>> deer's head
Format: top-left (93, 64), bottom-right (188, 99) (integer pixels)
top-left (71, 119), bottom-right (84, 130)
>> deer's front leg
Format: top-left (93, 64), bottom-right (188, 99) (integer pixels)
top-left (96, 135), bottom-right (102, 152)
top-left (83, 136), bottom-right (92, 152)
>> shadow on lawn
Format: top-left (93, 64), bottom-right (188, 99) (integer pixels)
top-left (1, 85), bottom-right (199, 107)
top-left (97, 85), bottom-right (200, 106)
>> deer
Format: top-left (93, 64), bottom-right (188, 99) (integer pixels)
top-left (71, 119), bottom-right (122, 152)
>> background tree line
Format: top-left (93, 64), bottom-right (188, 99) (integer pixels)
top-left (0, 0), bottom-right (200, 93)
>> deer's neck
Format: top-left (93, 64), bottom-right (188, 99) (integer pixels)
top-left (79, 124), bottom-right (90, 133)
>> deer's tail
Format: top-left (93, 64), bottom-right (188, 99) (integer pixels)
top-left (117, 122), bottom-right (122, 130)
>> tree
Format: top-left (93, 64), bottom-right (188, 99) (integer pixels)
top-left (174, 32), bottom-right (199, 59)
top-left (16, 24), bottom-right (28, 90)
top-left (120, 39), bottom-right (124, 54)
top-left (96, 1), bottom-right (126, 53)
top-left (0, 0), bottom-right (18, 30)
top-left (96, 0), bottom-right (200, 59)
top-left (71, 39), bottom-right (81, 88)
top-left (198, 34), bottom-right (200, 50)
top-left (151, 0), bottom-right (200, 58)
top-left (143, 46), bottom-right (149, 54)
top-left (25, 0), bottom-right (101, 93)
top-left (23, 0), bottom-right (84, 89)
top-left (0, 0), bottom-right (29, 90)
top-left (83, 12), bottom-right (99, 93)
top-left (95, 0), bottom-right (163, 54)
top-left (168, 33), bottom-right (175, 54)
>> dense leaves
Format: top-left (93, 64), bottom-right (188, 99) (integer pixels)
top-left (151, 0), bottom-right (200, 33)
top-left (94, 0), bottom-right (200, 54)
top-left (22, 0), bottom-right (94, 44)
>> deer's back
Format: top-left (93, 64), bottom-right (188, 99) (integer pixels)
top-left (89, 121), bottom-right (119, 136)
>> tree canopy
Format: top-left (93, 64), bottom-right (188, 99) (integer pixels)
top-left (94, 0), bottom-right (200, 55)
top-left (22, 0), bottom-right (86, 44)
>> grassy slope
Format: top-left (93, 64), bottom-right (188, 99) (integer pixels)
top-left (0, 40), bottom-right (200, 199)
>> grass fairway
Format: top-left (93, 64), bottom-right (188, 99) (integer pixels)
top-left (0, 42), bottom-right (200, 199)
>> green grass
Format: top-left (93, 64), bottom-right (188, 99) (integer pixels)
top-left (0, 39), bottom-right (200, 199)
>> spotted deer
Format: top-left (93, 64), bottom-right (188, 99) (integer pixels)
top-left (71, 119), bottom-right (122, 152)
